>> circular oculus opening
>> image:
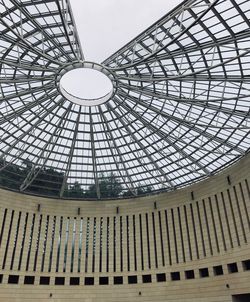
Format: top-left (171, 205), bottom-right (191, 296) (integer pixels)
top-left (59, 64), bottom-right (114, 106)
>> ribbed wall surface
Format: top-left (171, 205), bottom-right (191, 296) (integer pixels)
top-left (0, 154), bottom-right (249, 301)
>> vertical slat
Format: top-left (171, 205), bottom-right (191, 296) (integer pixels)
top-left (238, 182), bottom-right (250, 231)
top-left (108, 215), bottom-right (114, 273)
top-left (0, 209), bottom-right (11, 263)
top-left (23, 214), bottom-right (36, 272)
top-left (207, 197), bottom-right (220, 254)
top-left (40, 215), bottom-right (51, 272)
top-left (164, 209), bottom-right (172, 265)
top-left (77, 217), bottom-right (84, 273)
top-left (10, 211), bottom-right (22, 271)
top-left (91, 217), bottom-right (97, 273)
top-left (94, 216), bottom-right (100, 273)
top-left (158, 211), bottom-right (166, 267)
top-left (189, 204), bottom-right (199, 260)
top-left (201, 200), bottom-right (213, 256)
top-left (83, 217), bottom-right (90, 273)
top-left (105, 217), bottom-right (109, 273)
top-left (58, 216), bottom-right (67, 273)
top-left (169, 209), bottom-right (178, 264)
top-left (99, 217), bottom-right (104, 273)
top-left (81, 217), bottom-right (88, 273)
top-left (232, 186), bottom-right (247, 243)
top-left (128, 215), bottom-right (134, 271)
top-left (144, 213), bottom-right (151, 269)
top-left (26, 214), bottom-right (37, 271)
top-left (195, 202), bottom-right (206, 258)
top-left (115, 215), bottom-right (121, 273)
top-left (221, 191), bottom-right (238, 247)
top-left (177, 207), bottom-right (186, 263)
top-left (13, 212), bottom-right (26, 271)
top-left (44, 216), bottom-right (56, 273)
top-left (213, 195), bottom-right (227, 251)
top-left (29, 214), bottom-right (42, 272)
top-left (2, 210), bottom-right (15, 270)
top-left (0, 209), bottom-right (7, 249)
top-left (138, 214), bottom-right (144, 271)
top-left (86, 217), bottom-right (94, 273)
top-left (151, 212), bottom-right (159, 268)
top-left (66, 217), bottom-right (74, 273)
top-left (50, 216), bottom-right (61, 273)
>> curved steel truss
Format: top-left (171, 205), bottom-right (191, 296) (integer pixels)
top-left (0, 0), bottom-right (249, 199)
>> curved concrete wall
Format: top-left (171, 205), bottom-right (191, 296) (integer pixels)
top-left (0, 154), bottom-right (249, 301)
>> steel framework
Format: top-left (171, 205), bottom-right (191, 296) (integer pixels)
top-left (0, 0), bottom-right (249, 199)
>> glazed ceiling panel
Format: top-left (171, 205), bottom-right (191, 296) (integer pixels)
top-left (0, 0), bottom-right (249, 199)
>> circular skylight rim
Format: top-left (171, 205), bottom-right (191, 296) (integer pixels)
top-left (57, 61), bottom-right (116, 106)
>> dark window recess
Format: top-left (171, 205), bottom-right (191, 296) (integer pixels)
top-left (24, 276), bottom-right (35, 285)
top-left (156, 273), bottom-right (166, 282)
top-left (242, 260), bottom-right (250, 271)
top-left (0, 274), bottom-right (3, 284)
top-left (142, 274), bottom-right (152, 283)
top-left (55, 277), bottom-right (65, 285)
top-left (128, 275), bottom-right (137, 284)
top-left (40, 276), bottom-right (50, 285)
top-left (199, 268), bottom-right (209, 278)
top-left (185, 270), bottom-right (195, 279)
top-left (232, 294), bottom-right (250, 302)
top-left (213, 265), bottom-right (224, 276)
top-left (8, 275), bottom-right (19, 284)
top-left (114, 276), bottom-right (123, 285)
top-left (228, 262), bottom-right (238, 274)
top-left (171, 272), bottom-right (180, 281)
top-left (70, 277), bottom-right (80, 286)
top-left (85, 277), bottom-right (94, 285)
top-left (99, 277), bottom-right (109, 285)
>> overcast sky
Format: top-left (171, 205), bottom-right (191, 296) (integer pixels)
top-left (70, 0), bottom-right (183, 62)
top-left (64, 0), bottom-right (183, 99)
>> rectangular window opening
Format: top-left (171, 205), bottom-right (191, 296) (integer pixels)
top-left (142, 274), bottom-right (152, 283)
top-left (199, 268), bottom-right (209, 278)
top-left (24, 276), bottom-right (35, 285)
top-left (213, 265), bottom-right (224, 276)
top-left (185, 270), bottom-right (195, 279)
top-left (99, 277), bottom-right (109, 285)
top-left (128, 275), bottom-right (137, 284)
top-left (40, 276), bottom-right (50, 285)
top-left (171, 272), bottom-right (180, 281)
top-left (228, 262), bottom-right (238, 274)
top-left (70, 277), bottom-right (80, 286)
top-left (8, 275), bottom-right (19, 284)
top-left (84, 277), bottom-right (94, 285)
top-left (242, 259), bottom-right (250, 271)
top-left (156, 273), bottom-right (166, 282)
top-left (114, 276), bottom-right (123, 285)
top-left (55, 277), bottom-right (65, 285)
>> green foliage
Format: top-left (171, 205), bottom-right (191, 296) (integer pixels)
top-left (0, 159), bottom-right (64, 196)
top-left (123, 184), bottom-right (152, 197)
top-left (84, 173), bottom-right (123, 198)
top-left (0, 159), bottom-right (26, 189)
top-left (0, 160), bottom-right (153, 199)
top-left (64, 181), bottom-right (84, 198)
top-left (29, 167), bottom-right (64, 196)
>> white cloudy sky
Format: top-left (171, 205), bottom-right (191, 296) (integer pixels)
top-left (70, 0), bottom-right (183, 62)
top-left (63, 0), bottom-right (183, 98)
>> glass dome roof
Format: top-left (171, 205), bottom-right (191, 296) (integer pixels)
top-left (0, 0), bottom-right (249, 199)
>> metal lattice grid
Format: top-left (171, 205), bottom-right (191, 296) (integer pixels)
top-left (0, 0), bottom-right (249, 199)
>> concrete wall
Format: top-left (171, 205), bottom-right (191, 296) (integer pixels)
top-left (0, 154), bottom-right (249, 301)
